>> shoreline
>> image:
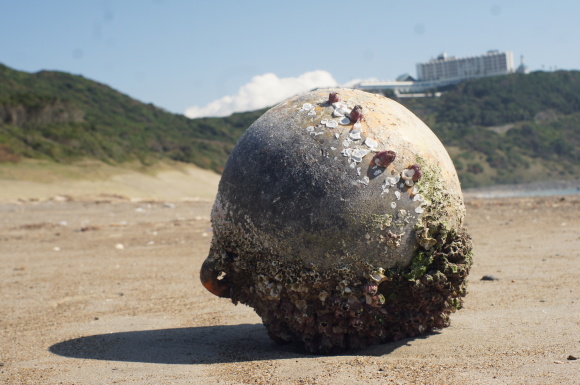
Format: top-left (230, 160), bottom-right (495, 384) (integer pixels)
top-left (464, 179), bottom-right (580, 199)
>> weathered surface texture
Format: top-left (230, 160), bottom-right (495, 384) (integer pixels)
top-left (202, 88), bottom-right (473, 353)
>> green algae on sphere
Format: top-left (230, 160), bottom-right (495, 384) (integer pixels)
top-left (200, 88), bottom-right (473, 353)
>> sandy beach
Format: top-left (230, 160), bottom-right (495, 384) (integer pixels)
top-left (0, 167), bottom-right (579, 384)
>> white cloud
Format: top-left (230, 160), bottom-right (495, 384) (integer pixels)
top-left (340, 77), bottom-right (380, 88)
top-left (184, 70), bottom-right (338, 118)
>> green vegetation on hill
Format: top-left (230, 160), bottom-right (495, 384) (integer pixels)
top-left (396, 71), bottom-right (580, 187)
top-left (1, 63), bottom-right (579, 187)
top-left (0, 63), bottom-right (264, 172)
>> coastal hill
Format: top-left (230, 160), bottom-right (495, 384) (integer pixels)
top-left (1, 63), bottom-right (579, 188)
top-left (399, 70), bottom-right (580, 187)
top-left (0, 63), bottom-right (263, 173)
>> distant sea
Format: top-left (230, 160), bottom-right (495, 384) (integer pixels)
top-left (464, 180), bottom-right (580, 199)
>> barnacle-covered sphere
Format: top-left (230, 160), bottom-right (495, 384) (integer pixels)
top-left (200, 88), bottom-right (473, 353)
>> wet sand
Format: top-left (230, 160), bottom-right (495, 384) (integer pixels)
top-left (1, 179), bottom-right (579, 384)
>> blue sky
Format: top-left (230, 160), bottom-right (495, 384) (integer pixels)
top-left (2, 1), bottom-right (578, 117)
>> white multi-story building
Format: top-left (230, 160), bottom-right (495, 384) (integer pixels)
top-left (355, 51), bottom-right (516, 97)
top-left (416, 51), bottom-right (514, 82)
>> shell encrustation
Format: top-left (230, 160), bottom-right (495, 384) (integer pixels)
top-left (200, 88), bottom-right (473, 353)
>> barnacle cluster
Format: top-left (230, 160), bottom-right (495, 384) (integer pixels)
top-left (200, 88), bottom-right (473, 353)
top-left (205, 225), bottom-right (471, 353)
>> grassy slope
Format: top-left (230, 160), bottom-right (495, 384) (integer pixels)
top-left (0, 63), bottom-right (264, 172)
top-left (396, 71), bottom-right (580, 187)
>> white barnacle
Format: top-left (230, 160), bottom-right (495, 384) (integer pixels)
top-left (306, 126), bottom-right (315, 132)
top-left (349, 130), bottom-right (362, 140)
top-left (357, 167), bottom-right (361, 176)
top-left (394, 191), bottom-right (401, 200)
top-left (381, 180), bottom-right (390, 192)
top-left (357, 177), bottom-right (369, 185)
top-left (413, 193), bottom-right (423, 202)
top-left (333, 107), bottom-right (347, 117)
top-left (390, 201), bottom-right (397, 209)
top-left (308, 109), bottom-right (316, 116)
top-left (339, 116), bottom-right (351, 125)
top-left (320, 118), bottom-right (328, 125)
top-left (326, 120), bottom-right (338, 128)
top-left (386, 175), bottom-right (400, 186)
top-left (349, 161), bottom-right (357, 169)
top-left (339, 107), bottom-right (351, 115)
top-left (349, 122), bottom-right (362, 140)
top-left (364, 137), bottom-right (379, 150)
top-left (332, 102), bottom-right (348, 110)
top-left (300, 103), bottom-right (314, 111)
top-left (342, 139), bottom-right (351, 147)
top-left (402, 168), bottom-right (416, 180)
top-left (352, 148), bottom-right (370, 159)
top-left (398, 209), bottom-right (407, 219)
top-left (404, 179), bottom-right (414, 187)
top-left (330, 146), bottom-right (336, 151)
top-left (269, 284), bottom-right (282, 299)
top-left (370, 268), bottom-right (386, 282)
top-left (415, 206), bottom-right (424, 214)
top-left (334, 133), bottom-right (340, 139)
top-left (341, 148), bottom-right (352, 157)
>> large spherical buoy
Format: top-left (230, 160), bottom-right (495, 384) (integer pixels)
top-left (200, 88), bottom-right (473, 353)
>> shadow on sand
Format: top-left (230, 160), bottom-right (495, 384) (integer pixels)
top-left (49, 323), bottom-right (432, 365)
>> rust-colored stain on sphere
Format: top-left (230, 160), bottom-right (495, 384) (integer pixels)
top-left (200, 88), bottom-right (473, 353)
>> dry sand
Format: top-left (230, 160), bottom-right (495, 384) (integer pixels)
top-left (0, 165), bottom-right (579, 384)
top-left (0, 160), bottom-right (221, 202)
